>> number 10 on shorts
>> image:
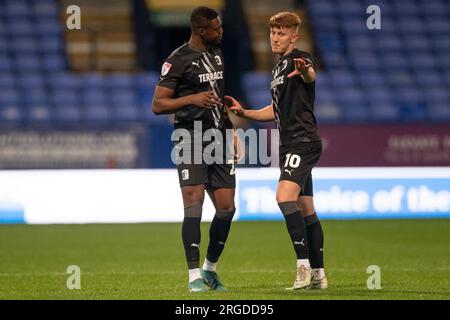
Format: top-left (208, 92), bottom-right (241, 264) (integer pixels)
top-left (284, 154), bottom-right (301, 168)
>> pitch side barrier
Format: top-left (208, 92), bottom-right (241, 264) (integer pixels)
top-left (0, 167), bottom-right (449, 224)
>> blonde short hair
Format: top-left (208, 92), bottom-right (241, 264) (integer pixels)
top-left (269, 11), bottom-right (301, 32)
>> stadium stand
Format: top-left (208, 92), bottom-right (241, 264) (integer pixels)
top-left (242, 0), bottom-right (450, 123)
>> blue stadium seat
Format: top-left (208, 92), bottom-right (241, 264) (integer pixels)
top-left (0, 89), bottom-right (20, 105)
top-left (54, 105), bottom-right (82, 123)
top-left (315, 103), bottom-right (343, 123)
top-left (31, 1), bottom-right (59, 17)
top-left (247, 90), bottom-right (272, 108)
top-left (420, 0), bottom-right (448, 15)
top-left (6, 19), bottom-right (33, 35)
top-left (426, 18), bottom-right (450, 34)
top-left (23, 89), bottom-right (49, 106)
top-left (11, 37), bottom-right (38, 53)
top-left (18, 73), bottom-right (46, 91)
top-left (0, 105), bottom-right (24, 123)
top-left (381, 53), bottom-right (409, 70)
top-left (0, 37), bottom-right (8, 53)
top-left (341, 18), bottom-right (367, 34)
top-left (369, 103), bottom-right (400, 122)
top-left (423, 87), bottom-right (449, 105)
top-left (311, 16), bottom-right (337, 32)
top-left (14, 55), bottom-right (41, 71)
top-left (343, 105), bottom-right (370, 122)
top-left (38, 37), bottom-right (63, 53)
top-left (377, 35), bottom-right (402, 52)
top-left (5, 2), bottom-right (30, 18)
top-left (365, 87), bottom-right (394, 104)
top-left (27, 105), bottom-right (53, 123)
top-left (338, 88), bottom-right (367, 107)
top-left (51, 89), bottom-right (79, 107)
top-left (35, 21), bottom-right (61, 36)
top-left (414, 71), bottom-right (442, 87)
top-left (81, 73), bottom-right (105, 89)
top-left (398, 18), bottom-right (425, 34)
top-left (347, 36), bottom-right (373, 51)
top-left (351, 52), bottom-right (379, 71)
top-left (242, 72), bottom-right (271, 91)
top-left (393, 1), bottom-right (420, 16)
top-left (385, 71), bottom-right (415, 88)
top-left (321, 51), bottom-right (347, 68)
top-left (84, 105), bottom-right (111, 122)
top-left (48, 73), bottom-right (78, 89)
top-left (329, 70), bottom-right (355, 87)
top-left (0, 73), bottom-right (16, 89)
top-left (110, 90), bottom-right (136, 105)
top-left (358, 72), bottom-right (386, 88)
top-left (43, 55), bottom-right (67, 71)
top-left (427, 104), bottom-right (450, 122)
top-left (432, 36), bottom-right (450, 52)
top-left (309, 0), bottom-right (334, 17)
top-left (82, 90), bottom-right (107, 107)
top-left (0, 55), bottom-right (12, 72)
top-left (136, 72), bottom-right (159, 89)
top-left (409, 53), bottom-right (436, 70)
top-left (106, 74), bottom-right (134, 89)
top-left (404, 36), bottom-right (430, 52)
top-left (336, 0), bottom-right (363, 16)
top-left (111, 105), bottom-right (140, 121)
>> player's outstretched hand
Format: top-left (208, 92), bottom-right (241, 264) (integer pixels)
top-left (287, 58), bottom-right (312, 78)
top-left (191, 90), bottom-right (223, 108)
top-left (224, 95), bottom-right (244, 117)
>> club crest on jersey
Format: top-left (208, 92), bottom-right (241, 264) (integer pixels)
top-left (215, 55), bottom-right (222, 65)
top-left (161, 62), bottom-right (172, 76)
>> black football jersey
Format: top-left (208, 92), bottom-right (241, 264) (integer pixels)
top-left (157, 43), bottom-right (227, 132)
top-left (270, 49), bottom-right (321, 145)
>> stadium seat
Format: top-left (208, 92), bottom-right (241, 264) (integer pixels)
top-left (358, 72), bottom-right (385, 88)
top-left (0, 89), bottom-right (20, 105)
top-left (11, 37), bottom-right (38, 54)
top-left (51, 89), bottom-right (79, 107)
top-left (369, 103), bottom-right (400, 122)
top-left (242, 72), bottom-right (271, 91)
top-left (54, 105), bottom-right (82, 123)
top-left (0, 55), bottom-right (12, 72)
top-left (0, 74), bottom-right (16, 89)
top-left (329, 70), bottom-right (355, 87)
top-left (82, 90), bottom-right (107, 107)
top-left (105, 74), bottom-right (134, 89)
top-left (17, 73), bottom-right (46, 90)
top-left (23, 89), bottom-right (49, 107)
top-left (84, 105), bottom-right (111, 122)
top-left (426, 104), bottom-right (450, 121)
top-left (27, 105), bottom-right (53, 123)
top-left (111, 105), bottom-right (140, 122)
top-left (48, 73), bottom-right (78, 89)
top-left (315, 103), bottom-right (343, 123)
top-left (0, 105), bottom-right (24, 123)
top-left (6, 19), bottom-right (33, 35)
top-left (81, 74), bottom-right (105, 89)
top-left (14, 55), bottom-right (41, 71)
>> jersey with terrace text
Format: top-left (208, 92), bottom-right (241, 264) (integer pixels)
top-left (158, 43), bottom-right (227, 132)
top-left (270, 49), bottom-right (321, 145)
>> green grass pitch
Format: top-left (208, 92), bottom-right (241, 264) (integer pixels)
top-left (0, 220), bottom-right (449, 300)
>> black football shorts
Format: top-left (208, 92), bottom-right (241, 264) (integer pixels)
top-left (278, 140), bottom-right (322, 196)
top-left (174, 140), bottom-right (236, 189)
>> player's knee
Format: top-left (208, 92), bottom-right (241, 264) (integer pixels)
top-left (215, 207), bottom-right (235, 221)
top-left (184, 203), bottom-right (203, 218)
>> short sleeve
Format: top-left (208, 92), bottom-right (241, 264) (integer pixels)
top-left (157, 54), bottom-right (186, 90)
